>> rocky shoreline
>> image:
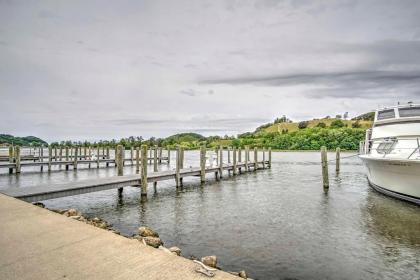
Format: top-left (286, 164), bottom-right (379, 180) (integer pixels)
top-left (35, 203), bottom-right (252, 279)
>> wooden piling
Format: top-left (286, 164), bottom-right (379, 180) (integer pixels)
top-left (131, 147), bottom-right (134, 165)
top-left (268, 147), bottom-right (272, 168)
top-left (135, 147), bottom-right (140, 174)
top-left (321, 146), bottom-right (329, 189)
top-left (219, 146), bottom-right (223, 178)
top-left (15, 146), bottom-right (21, 173)
top-left (167, 147), bottom-right (170, 164)
top-left (54, 147), bottom-right (57, 161)
top-left (96, 146), bottom-right (100, 168)
top-left (141, 145), bottom-right (148, 197)
top-left (65, 146), bottom-right (69, 170)
top-left (238, 147), bottom-right (242, 173)
top-left (200, 145), bottom-right (206, 183)
top-left (48, 146), bottom-right (52, 172)
top-left (116, 145), bottom-right (123, 176)
top-left (228, 147), bottom-right (231, 163)
top-left (73, 147), bottom-right (78, 170)
top-left (254, 147), bottom-right (258, 171)
top-left (8, 146), bottom-right (14, 174)
top-left (233, 147), bottom-right (237, 175)
top-left (153, 146), bottom-right (158, 189)
top-left (106, 147), bottom-right (110, 167)
top-left (175, 146), bottom-right (181, 187)
top-left (336, 147), bottom-right (340, 173)
top-left (262, 147), bottom-right (266, 169)
top-left (40, 147), bottom-right (44, 171)
top-left (245, 146), bottom-right (249, 171)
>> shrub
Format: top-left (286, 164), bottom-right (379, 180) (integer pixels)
top-left (330, 119), bottom-right (345, 128)
top-left (298, 121), bottom-right (309, 129)
top-left (316, 122), bottom-right (326, 128)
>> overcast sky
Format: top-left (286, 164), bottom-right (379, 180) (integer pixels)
top-left (1, 0), bottom-right (420, 142)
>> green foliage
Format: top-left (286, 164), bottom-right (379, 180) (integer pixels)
top-left (0, 134), bottom-right (47, 146)
top-left (298, 121), bottom-right (309, 129)
top-left (351, 120), bottom-right (362, 128)
top-left (330, 119), bottom-right (345, 128)
top-left (316, 122), bottom-right (326, 128)
top-left (352, 111), bottom-right (375, 121)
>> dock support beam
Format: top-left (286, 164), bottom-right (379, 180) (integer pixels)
top-left (238, 148), bottom-right (242, 173)
top-left (200, 145), bottom-right (206, 183)
top-left (15, 146), bottom-right (21, 173)
top-left (116, 145), bottom-right (124, 176)
top-left (254, 147), bottom-right (258, 171)
top-left (268, 147), bottom-right (272, 168)
top-left (73, 147), bottom-right (78, 170)
top-left (167, 147), bottom-right (170, 164)
top-left (336, 147), bottom-right (340, 173)
top-left (8, 146), bottom-right (14, 174)
top-left (233, 147), bottom-right (237, 175)
top-left (153, 146), bottom-right (158, 190)
top-left (175, 146), bottom-right (181, 187)
top-left (141, 145), bottom-right (148, 197)
top-left (135, 147), bottom-right (140, 174)
top-left (65, 147), bottom-right (69, 170)
top-left (245, 146), bottom-right (249, 171)
top-left (40, 147), bottom-right (44, 171)
top-left (321, 146), bottom-right (329, 190)
top-left (106, 147), bottom-right (110, 167)
top-left (48, 146), bottom-right (52, 172)
top-left (219, 146), bottom-right (223, 178)
top-left (97, 146), bottom-right (100, 168)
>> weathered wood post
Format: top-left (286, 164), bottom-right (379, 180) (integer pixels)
top-left (84, 146), bottom-right (87, 160)
top-left (141, 145), bottom-right (148, 197)
top-left (238, 147), bottom-right (242, 173)
top-left (40, 147), bottom-right (44, 171)
top-left (116, 145), bottom-right (123, 176)
top-left (54, 147), bottom-right (57, 161)
top-left (175, 146), bottom-right (181, 187)
top-left (200, 145), bottom-right (206, 183)
top-left (219, 146), bottom-right (223, 178)
top-left (268, 147), bottom-right (272, 168)
top-left (59, 146), bottom-right (63, 167)
top-left (228, 147), bottom-right (231, 163)
top-left (8, 146), bottom-right (14, 174)
top-left (73, 147), bottom-right (78, 170)
top-left (158, 147), bottom-right (163, 163)
top-left (15, 146), bottom-right (21, 173)
top-left (48, 146), bottom-right (52, 172)
top-left (336, 147), bottom-right (340, 173)
top-left (65, 146), bottom-right (69, 170)
top-left (153, 146), bottom-right (158, 190)
top-left (321, 146), bottom-right (329, 189)
top-left (167, 146), bottom-right (170, 164)
top-left (180, 147), bottom-right (184, 186)
top-left (233, 147), bottom-right (237, 175)
top-left (96, 146), bottom-right (100, 168)
top-left (102, 147), bottom-right (105, 159)
top-left (254, 147), bottom-right (258, 171)
top-left (130, 146), bottom-right (134, 165)
top-left (135, 147), bottom-right (140, 174)
top-left (245, 146), bottom-right (249, 171)
top-left (106, 147), bottom-right (110, 167)
top-left (149, 147), bottom-right (152, 164)
top-left (262, 147), bottom-right (266, 169)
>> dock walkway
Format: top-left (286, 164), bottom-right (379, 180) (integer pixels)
top-left (0, 193), bottom-right (238, 280)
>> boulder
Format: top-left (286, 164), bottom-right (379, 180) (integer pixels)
top-left (168, 246), bottom-right (181, 256)
top-left (142, 236), bottom-right (163, 248)
top-left (138, 226), bottom-right (159, 238)
top-left (201, 256), bottom-right (217, 268)
top-left (238, 270), bottom-right (247, 279)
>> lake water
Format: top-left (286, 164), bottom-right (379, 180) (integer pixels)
top-left (1, 151), bottom-right (419, 280)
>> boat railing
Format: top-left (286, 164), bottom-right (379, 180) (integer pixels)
top-left (359, 137), bottom-right (420, 159)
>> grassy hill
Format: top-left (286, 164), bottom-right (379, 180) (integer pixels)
top-left (259, 118), bottom-right (372, 134)
top-left (0, 134), bottom-right (48, 147)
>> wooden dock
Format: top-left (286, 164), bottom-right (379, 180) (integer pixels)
top-left (0, 145), bottom-right (271, 202)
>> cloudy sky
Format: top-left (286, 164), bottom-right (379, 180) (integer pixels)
top-left (1, 0), bottom-right (420, 142)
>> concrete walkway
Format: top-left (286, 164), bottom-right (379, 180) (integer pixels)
top-left (0, 194), bottom-right (239, 279)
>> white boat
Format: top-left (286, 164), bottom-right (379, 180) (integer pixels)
top-left (359, 103), bottom-right (420, 205)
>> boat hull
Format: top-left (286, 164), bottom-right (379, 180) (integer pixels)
top-left (359, 156), bottom-right (420, 205)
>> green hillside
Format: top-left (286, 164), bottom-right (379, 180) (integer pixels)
top-left (0, 134), bottom-right (48, 147)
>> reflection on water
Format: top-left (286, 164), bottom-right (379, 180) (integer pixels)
top-left (0, 151), bottom-right (419, 280)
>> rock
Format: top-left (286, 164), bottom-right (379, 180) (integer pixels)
top-left (201, 256), bottom-right (217, 268)
top-left (70, 215), bottom-right (81, 220)
top-left (158, 246), bottom-right (172, 254)
top-left (142, 236), bottom-right (163, 248)
top-left (138, 226), bottom-right (159, 238)
top-left (168, 246), bottom-right (181, 256)
top-left (33, 202), bottom-right (45, 208)
top-left (228, 272), bottom-right (240, 277)
top-left (92, 217), bottom-right (101, 223)
top-left (238, 270), bottom-right (247, 279)
top-left (64, 208), bottom-right (80, 217)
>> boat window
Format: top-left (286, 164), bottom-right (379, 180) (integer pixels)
top-left (377, 109), bottom-right (395, 120)
top-left (399, 106), bottom-right (420, 117)
top-left (376, 140), bottom-right (397, 154)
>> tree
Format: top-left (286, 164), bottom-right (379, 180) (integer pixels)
top-left (298, 121), bottom-right (309, 129)
top-left (335, 114), bottom-right (342, 119)
top-left (330, 119), bottom-right (345, 128)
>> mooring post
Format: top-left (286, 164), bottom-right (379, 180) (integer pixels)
top-left (54, 147), bottom-right (57, 162)
top-left (141, 145), bottom-right (148, 197)
top-left (8, 146), bottom-right (14, 174)
top-left (321, 146), bottom-right (329, 189)
top-left (158, 147), bottom-right (163, 163)
top-left (238, 147), bottom-right (242, 173)
top-left (167, 146), bottom-right (170, 164)
top-left (84, 146), bottom-right (87, 160)
top-left (228, 147), bottom-right (231, 163)
top-left (102, 147), bottom-right (105, 159)
top-left (48, 146), bottom-right (52, 172)
top-left (15, 146), bottom-right (21, 173)
top-left (200, 145), bottom-right (206, 183)
top-left (59, 146), bottom-right (63, 167)
top-left (149, 147), bottom-right (152, 164)
top-left (116, 145), bottom-right (123, 176)
top-left (219, 146), bottom-right (223, 178)
top-left (153, 146), bottom-right (158, 190)
top-left (135, 147), bottom-right (140, 174)
top-left (254, 147), bottom-right (258, 171)
top-left (336, 147), bottom-right (340, 173)
top-left (96, 146), bottom-right (100, 168)
top-left (65, 146), bottom-right (69, 170)
top-left (175, 146), bottom-right (181, 187)
top-left (245, 146), bottom-right (249, 171)
top-left (106, 147), bottom-right (110, 167)
top-left (73, 147), bottom-right (78, 170)
top-left (268, 147), bottom-right (272, 168)
top-left (180, 147), bottom-right (184, 186)
top-left (130, 146), bottom-right (134, 165)
top-left (40, 147), bottom-right (44, 171)
top-left (233, 147), bottom-right (237, 175)
top-left (262, 147), bottom-right (266, 169)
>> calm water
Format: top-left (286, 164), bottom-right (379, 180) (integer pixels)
top-left (1, 151), bottom-right (419, 280)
